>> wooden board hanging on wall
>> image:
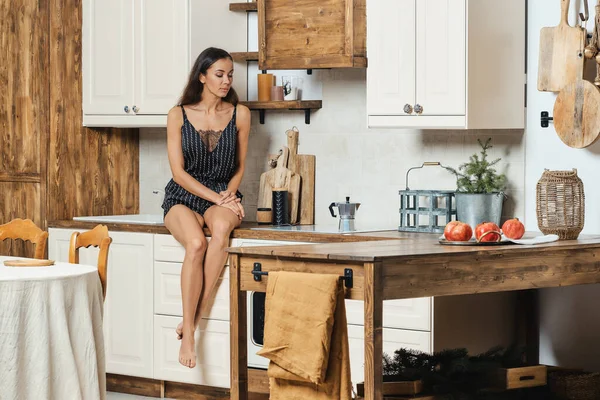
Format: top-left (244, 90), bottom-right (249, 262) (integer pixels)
top-left (537, 0), bottom-right (586, 92)
top-left (553, 79), bottom-right (600, 148)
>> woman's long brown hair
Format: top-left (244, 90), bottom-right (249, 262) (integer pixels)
top-left (178, 47), bottom-right (239, 107)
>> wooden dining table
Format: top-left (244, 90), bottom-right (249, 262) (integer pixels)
top-left (227, 232), bottom-right (600, 400)
top-left (0, 256), bottom-right (106, 400)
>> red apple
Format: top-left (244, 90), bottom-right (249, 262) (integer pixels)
top-left (502, 218), bottom-right (525, 240)
top-left (475, 222), bottom-right (501, 242)
top-left (444, 221), bottom-right (473, 242)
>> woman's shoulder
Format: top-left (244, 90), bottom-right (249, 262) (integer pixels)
top-left (168, 105), bottom-right (184, 117)
top-left (235, 103), bottom-right (250, 121)
top-left (167, 105), bottom-right (184, 126)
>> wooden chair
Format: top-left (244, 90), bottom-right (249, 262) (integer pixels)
top-left (69, 224), bottom-right (112, 300)
top-left (0, 218), bottom-right (48, 259)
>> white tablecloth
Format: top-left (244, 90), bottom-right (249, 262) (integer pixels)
top-left (0, 256), bottom-right (106, 400)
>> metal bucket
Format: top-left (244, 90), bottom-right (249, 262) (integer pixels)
top-left (455, 193), bottom-right (504, 228)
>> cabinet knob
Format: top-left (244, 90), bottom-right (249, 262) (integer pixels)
top-left (403, 104), bottom-right (413, 114)
top-left (132, 105), bottom-right (139, 113)
top-left (124, 105), bottom-right (130, 113)
top-left (414, 104), bottom-right (423, 115)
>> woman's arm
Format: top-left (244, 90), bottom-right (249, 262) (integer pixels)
top-left (226, 104), bottom-right (251, 194)
top-left (166, 106), bottom-right (222, 204)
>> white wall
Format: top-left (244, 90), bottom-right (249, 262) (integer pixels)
top-left (527, 0), bottom-right (600, 371)
top-left (140, 3), bottom-right (526, 228)
top-left (140, 71), bottom-right (525, 226)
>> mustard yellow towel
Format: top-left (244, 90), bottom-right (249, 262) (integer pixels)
top-left (256, 271), bottom-right (352, 399)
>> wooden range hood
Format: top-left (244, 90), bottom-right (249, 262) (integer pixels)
top-left (256, 0), bottom-right (366, 70)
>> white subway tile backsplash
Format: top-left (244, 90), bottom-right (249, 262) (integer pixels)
top-left (140, 69), bottom-right (525, 224)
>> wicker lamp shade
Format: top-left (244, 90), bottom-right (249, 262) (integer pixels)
top-left (536, 169), bottom-right (585, 239)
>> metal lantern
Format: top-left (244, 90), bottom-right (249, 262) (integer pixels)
top-left (398, 162), bottom-right (456, 233)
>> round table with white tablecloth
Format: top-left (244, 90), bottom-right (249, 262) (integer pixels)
top-left (0, 256), bottom-right (106, 400)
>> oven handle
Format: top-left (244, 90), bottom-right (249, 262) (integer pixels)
top-left (252, 262), bottom-right (354, 289)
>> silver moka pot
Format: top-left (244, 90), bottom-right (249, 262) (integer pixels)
top-left (329, 196), bottom-right (361, 231)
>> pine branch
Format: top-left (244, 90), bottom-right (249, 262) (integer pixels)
top-left (448, 138), bottom-right (507, 193)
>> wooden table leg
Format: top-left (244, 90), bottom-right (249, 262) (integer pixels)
top-left (516, 289), bottom-right (539, 365)
top-left (230, 254), bottom-right (248, 400)
top-left (364, 262), bottom-right (383, 400)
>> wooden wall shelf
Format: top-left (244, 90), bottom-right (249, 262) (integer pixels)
top-left (229, 2), bottom-right (257, 12)
top-left (231, 51), bottom-right (259, 62)
top-left (240, 100), bottom-right (322, 124)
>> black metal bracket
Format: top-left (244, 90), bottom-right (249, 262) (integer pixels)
top-left (541, 111), bottom-right (553, 128)
top-left (296, 108), bottom-right (311, 124)
top-left (252, 263), bottom-right (354, 289)
top-left (258, 109), bottom-right (312, 124)
top-left (307, 69), bottom-right (313, 75)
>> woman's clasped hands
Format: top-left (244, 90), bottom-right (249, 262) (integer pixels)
top-left (217, 190), bottom-right (245, 219)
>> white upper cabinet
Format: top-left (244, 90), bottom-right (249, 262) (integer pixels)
top-left (415, 0), bottom-right (466, 116)
top-left (367, 0), bottom-right (525, 129)
top-left (134, 1), bottom-right (189, 115)
top-left (82, 0), bottom-right (248, 128)
top-left (83, 0), bottom-right (135, 117)
top-left (366, 0), bottom-right (416, 116)
top-left (83, 0), bottom-right (189, 127)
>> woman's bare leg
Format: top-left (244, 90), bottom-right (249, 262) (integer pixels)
top-left (194, 205), bottom-right (241, 324)
top-left (164, 205), bottom-right (208, 369)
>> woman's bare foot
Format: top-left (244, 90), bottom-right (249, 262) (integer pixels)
top-left (176, 322), bottom-right (183, 340)
top-left (179, 331), bottom-right (196, 368)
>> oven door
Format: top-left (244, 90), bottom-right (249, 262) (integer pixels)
top-left (247, 291), bottom-right (269, 369)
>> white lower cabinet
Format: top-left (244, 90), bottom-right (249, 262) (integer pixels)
top-left (49, 228), bottom-right (99, 265)
top-left (102, 232), bottom-right (154, 377)
top-left (154, 315), bottom-right (230, 387)
top-left (49, 228), bottom-right (154, 378)
top-left (347, 324), bottom-right (431, 389)
top-left (48, 229), bottom-right (447, 389)
top-left (154, 262), bottom-right (230, 321)
top-left (346, 297), bottom-right (431, 332)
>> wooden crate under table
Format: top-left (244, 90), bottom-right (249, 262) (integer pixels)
top-left (492, 365), bottom-right (547, 390)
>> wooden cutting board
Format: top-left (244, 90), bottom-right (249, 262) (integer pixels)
top-left (257, 147), bottom-right (300, 223)
top-left (4, 259), bottom-right (55, 267)
top-left (286, 128), bottom-right (315, 225)
top-left (538, 0), bottom-right (585, 92)
top-left (295, 155), bottom-right (315, 224)
top-left (554, 79), bottom-right (600, 148)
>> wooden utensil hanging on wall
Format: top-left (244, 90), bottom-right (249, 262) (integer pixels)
top-left (553, 78), bottom-right (600, 148)
top-left (538, 0), bottom-right (586, 92)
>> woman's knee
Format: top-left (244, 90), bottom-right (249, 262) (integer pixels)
top-left (185, 236), bottom-right (208, 259)
top-left (211, 218), bottom-right (235, 236)
top-left (209, 221), bottom-right (234, 243)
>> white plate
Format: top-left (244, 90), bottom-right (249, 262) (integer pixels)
top-left (439, 234), bottom-right (560, 246)
top-left (507, 234), bottom-right (559, 245)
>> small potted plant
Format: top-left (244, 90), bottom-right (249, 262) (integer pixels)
top-left (447, 138), bottom-right (507, 229)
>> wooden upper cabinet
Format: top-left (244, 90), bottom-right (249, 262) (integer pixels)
top-left (257, 0), bottom-right (366, 70)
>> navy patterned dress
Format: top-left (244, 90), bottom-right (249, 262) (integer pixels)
top-left (162, 105), bottom-right (242, 217)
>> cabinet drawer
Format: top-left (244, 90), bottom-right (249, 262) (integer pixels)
top-left (153, 315), bottom-right (230, 387)
top-left (346, 298), bottom-right (431, 332)
top-left (154, 261), bottom-right (230, 321)
top-left (154, 234), bottom-right (187, 263)
top-left (154, 234), bottom-right (230, 264)
top-left (348, 325), bottom-right (431, 389)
